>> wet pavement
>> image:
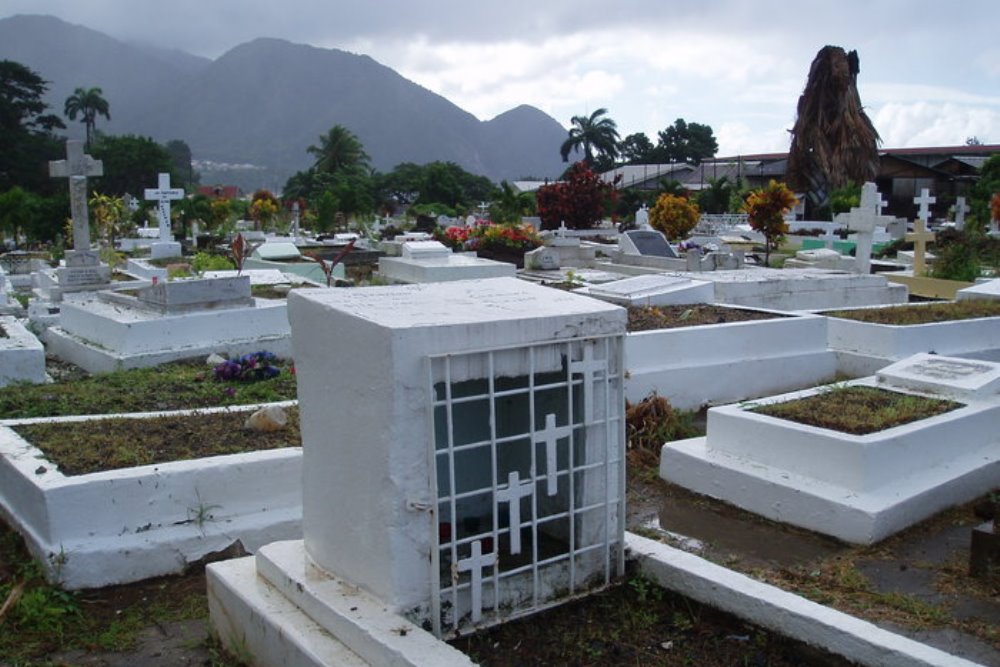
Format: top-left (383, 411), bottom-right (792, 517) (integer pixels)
top-left (631, 479), bottom-right (1000, 666)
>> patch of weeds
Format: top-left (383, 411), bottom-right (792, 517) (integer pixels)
top-left (0, 358), bottom-right (297, 419)
top-left (826, 300), bottom-right (1000, 325)
top-left (750, 385), bottom-right (961, 435)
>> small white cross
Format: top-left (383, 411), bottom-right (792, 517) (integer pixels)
top-left (954, 197), bottom-right (970, 230)
top-left (534, 413), bottom-right (572, 496)
top-left (496, 471), bottom-right (533, 555)
top-left (456, 539), bottom-right (497, 624)
top-left (144, 173), bottom-right (185, 242)
top-left (570, 344), bottom-right (607, 424)
top-left (913, 188), bottom-right (936, 223)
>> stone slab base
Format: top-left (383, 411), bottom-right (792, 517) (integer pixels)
top-left (660, 436), bottom-right (1000, 544)
top-left (208, 541), bottom-right (476, 667)
top-left (626, 533), bottom-right (985, 667)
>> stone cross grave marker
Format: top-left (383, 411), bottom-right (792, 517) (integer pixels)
top-left (290, 201), bottom-right (300, 240)
top-left (906, 218), bottom-right (935, 276)
top-left (914, 188), bottom-right (936, 226)
top-left (144, 173), bottom-right (185, 243)
top-left (49, 140), bottom-right (103, 257)
top-left (635, 204), bottom-right (650, 230)
top-left (953, 197), bottom-right (970, 231)
top-left (848, 182), bottom-right (894, 274)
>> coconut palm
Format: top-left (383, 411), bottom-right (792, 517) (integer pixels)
top-left (308, 125), bottom-right (370, 175)
top-left (785, 46), bottom-right (880, 216)
top-left (64, 86), bottom-right (110, 148)
top-left (559, 108), bottom-right (620, 165)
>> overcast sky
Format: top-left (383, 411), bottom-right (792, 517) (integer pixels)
top-left (4, 0), bottom-right (999, 156)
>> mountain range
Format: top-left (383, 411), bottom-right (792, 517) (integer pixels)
top-left (0, 14), bottom-right (569, 191)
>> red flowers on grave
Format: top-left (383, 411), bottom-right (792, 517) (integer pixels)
top-left (434, 221), bottom-right (542, 253)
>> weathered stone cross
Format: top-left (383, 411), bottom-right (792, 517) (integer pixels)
top-left (914, 188), bottom-right (936, 225)
top-left (496, 470), bottom-right (533, 555)
top-left (906, 218), bottom-right (935, 276)
top-left (49, 140), bottom-right (103, 253)
top-left (953, 197), bottom-right (970, 231)
top-left (456, 539), bottom-right (497, 624)
top-left (534, 413), bottom-right (572, 496)
top-left (144, 173), bottom-right (185, 242)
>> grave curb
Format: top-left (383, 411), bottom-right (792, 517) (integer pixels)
top-left (626, 532), bottom-right (987, 667)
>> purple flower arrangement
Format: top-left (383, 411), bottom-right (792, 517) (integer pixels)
top-left (213, 351), bottom-right (281, 382)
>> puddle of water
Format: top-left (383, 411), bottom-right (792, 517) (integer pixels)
top-left (658, 498), bottom-right (846, 568)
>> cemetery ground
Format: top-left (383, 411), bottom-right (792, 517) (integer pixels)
top-left (0, 358), bottom-right (997, 665)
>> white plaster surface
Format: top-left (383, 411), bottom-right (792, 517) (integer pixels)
top-left (582, 274), bottom-right (715, 307)
top-left (150, 241), bottom-right (183, 260)
top-left (877, 353), bottom-right (1000, 400)
top-left (0, 403), bottom-right (302, 589)
top-left (0, 316), bottom-right (46, 386)
top-left (43, 292), bottom-right (291, 373)
top-left (660, 375), bottom-right (1000, 543)
top-left (627, 533), bottom-right (986, 667)
top-left (208, 541), bottom-right (475, 667)
top-left (625, 309), bottom-right (836, 409)
top-left (378, 253), bottom-right (515, 283)
top-left (826, 306), bottom-right (1000, 375)
top-left (956, 278), bottom-right (1000, 302)
top-left (287, 278), bottom-right (625, 618)
top-left (656, 268), bottom-right (907, 311)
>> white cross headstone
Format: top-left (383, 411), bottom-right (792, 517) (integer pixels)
top-left (496, 471), bottom-right (533, 555)
top-left (570, 344), bottom-right (607, 424)
top-left (145, 173), bottom-right (185, 243)
top-left (456, 539), bottom-right (497, 624)
top-left (534, 413), bottom-right (572, 496)
top-left (848, 182), bottom-right (894, 275)
top-left (953, 197), bottom-right (970, 231)
top-left (49, 140), bottom-right (103, 254)
top-left (914, 188), bottom-right (936, 226)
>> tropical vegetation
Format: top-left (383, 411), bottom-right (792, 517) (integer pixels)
top-left (536, 162), bottom-right (617, 230)
top-left (63, 86), bottom-right (110, 148)
top-left (744, 180), bottom-right (798, 265)
top-left (649, 193), bottom-right (700, 240)
top-left (559, 108), bottom-right (620, 169)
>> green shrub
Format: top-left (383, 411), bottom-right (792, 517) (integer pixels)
top-left (190, 252), bottom-right (235, 273)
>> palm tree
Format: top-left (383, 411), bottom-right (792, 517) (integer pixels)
top-left (308, 125), bottom-right (370, 175)
top-left (64, 87), bottom-right (110, 148)
top-left (559, 108), bottom-right (620, 165)
top-left (785, 46), bottom-right (880, 216)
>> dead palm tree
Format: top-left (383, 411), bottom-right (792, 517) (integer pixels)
top-left (785, 46), bottom-right (880, 216)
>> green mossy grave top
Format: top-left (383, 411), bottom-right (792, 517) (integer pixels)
top-left (826, 300), bottom-right (1000, 325)
top-left (750, 385), bottom-right (962, 435)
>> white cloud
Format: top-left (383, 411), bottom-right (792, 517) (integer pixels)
top-left (872, 103), bottom-right (1000, 147)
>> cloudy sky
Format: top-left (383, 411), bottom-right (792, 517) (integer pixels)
top-left (4, 0), bottom-right (999, 156)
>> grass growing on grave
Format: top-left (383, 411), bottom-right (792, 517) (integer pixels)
top-left (749, 385), bottom-right (961, 435)
top-left (14, 406), bottom-right (300, 475)
top-left (0, 521), bottom-right (222, 665)
top-left (452, 569), bottom-right (848, 666)
top-left (627, 304), bottom-right (784, 331)
top-left (825, 299), bottom-right (1000, 325)
top-left (0, 359), bottom-right (297, 419)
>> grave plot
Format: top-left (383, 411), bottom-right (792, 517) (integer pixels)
top-left (825, 301), bottom-right (1000, 376)
top-left (378, 239), bottom-right (516, 283)
top-left (43, 275), bottom-right (292, 373)
top-left (0, 402), bottom-right (302, 589)
top-left (660, 353), bottom-right (1000, 544)
top-left (623, 304), bottom-right (836, 410)
top-left (0, 316), bottom-right (46, 387)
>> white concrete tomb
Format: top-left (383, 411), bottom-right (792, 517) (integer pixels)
top-left (209, 277), bottom-right (628, 664)
top-left (660, 353), bottom-right (1000, 544)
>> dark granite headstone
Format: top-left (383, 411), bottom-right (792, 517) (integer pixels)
top-left (622, 230), bottom-right (678, 258)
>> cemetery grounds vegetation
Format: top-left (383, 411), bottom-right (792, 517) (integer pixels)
top-left (626, 304), bottom-right (784, 331)
top-left (825, 299), bottom-right (1000, 325)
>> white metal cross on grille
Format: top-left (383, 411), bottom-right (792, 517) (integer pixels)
top-left (535, 413), bottom-right (573, 496)
top-left (496, 470), bottom-right (533, 555)
top-left (456, 539), bottom-right (497, 623)
top-left (570, 344), bottom-right (606, 424)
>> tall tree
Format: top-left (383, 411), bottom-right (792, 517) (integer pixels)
top-left (655, 119), bottom-right (718, 165)
top-left (744, 180), bottom-right (797, 266)
top-left (0, 60), bottom-right (65, 192)
top-left (164, 139), bottom-right (198, 189)
top-left (536, 162), bottom-right (617, 230)
top-left (785, 46), bottom-right (880, 215)
top-left (308, 125), bottom-right (369, 175)
top-left (618, 132), bottom-right (655, 164)
top-left (63, 86), bottom-right (110, 148)
top-left (90, 134), bottom-right (173, 197)
top-left (559, 108), bottom-right (620, 166)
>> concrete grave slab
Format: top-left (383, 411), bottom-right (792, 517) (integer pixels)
top-left (583, 274), bottom-right (715, 307)
top-left (0, 316), bottom-right (46, 386)
top-left (660, 357), bottom-right (1000, 543)
top-left (956, 278), bottom-right (1000, 302)
top-left (876, 353), bottom-right (1000, 400)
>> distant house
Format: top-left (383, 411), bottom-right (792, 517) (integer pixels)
top-left (196, 185), bottom-right (242, 199)
top-left (608, 144), bottom-right (1000, 220)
